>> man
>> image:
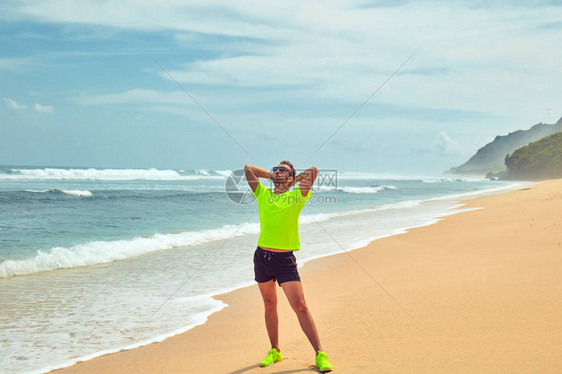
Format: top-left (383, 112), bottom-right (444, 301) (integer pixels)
top-left (244, 161), bottom-right (333, 372)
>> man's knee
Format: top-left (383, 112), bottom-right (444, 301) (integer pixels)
top-left (291, 299), bottom-right (308, 314)
top-left (263, 296), bottom-right (277, 310)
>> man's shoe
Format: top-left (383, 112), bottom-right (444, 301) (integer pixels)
top-left (259, 348), bottom-right (282, 367)
top-left (315, 351), bottom-right (333, 372)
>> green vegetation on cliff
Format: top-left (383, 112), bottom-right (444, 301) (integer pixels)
top-left (447, 117), bottom-right (562, 176)
top-left (504, 132), bottom-right (562, 180)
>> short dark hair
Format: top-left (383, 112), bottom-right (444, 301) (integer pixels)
top-left (279, 160), bottom-right (295, 179)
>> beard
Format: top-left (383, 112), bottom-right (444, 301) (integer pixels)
top-left (272, 176), bottom-right (291, 185)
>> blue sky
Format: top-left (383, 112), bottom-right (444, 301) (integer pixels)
top-left (1, 0), bottom-right (561, 175)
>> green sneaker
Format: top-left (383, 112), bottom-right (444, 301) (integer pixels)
top-left (315, 351), bottom-right (333, 372)
top-left (259, 348), bottom-right (282, 367)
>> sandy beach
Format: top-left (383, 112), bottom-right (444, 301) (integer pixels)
top-left (53, 179), bottom-right (562, 374)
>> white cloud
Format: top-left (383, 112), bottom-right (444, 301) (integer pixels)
top-left (435, 132), bottom-right (463, 154)
top-left (73, 87), bottom-right (311, 113)
top-left (6, 1), bottom-right (562, 134)
top-left (5, 0), bottom-right (292, 38)
top-left (2, 97), bottom-right (54, 113)
top-left (74, 88), bottom-right (188, 106)
top-left (3, 97), bottom-right (28, 110)
top-left (34, 103), bottom-right (55, 113)
top-left (109, 1), bottom-right (560, 126)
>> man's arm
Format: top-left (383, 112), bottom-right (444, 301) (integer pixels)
top-left (291, 166), bottom-right (318, 197)
top-left (244, 164), bottom-right (273, 193)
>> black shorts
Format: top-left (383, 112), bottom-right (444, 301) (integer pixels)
top-left (254, 246), bottom-right (301, 286)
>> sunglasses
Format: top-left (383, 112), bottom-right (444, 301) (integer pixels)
top-left (272, 166), bottom-right (290, 173)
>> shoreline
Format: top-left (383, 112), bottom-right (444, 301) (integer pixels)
top-left (52, 179), bottom-right (562, 373)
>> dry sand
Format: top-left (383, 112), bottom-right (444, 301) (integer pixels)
top-left (54, 179), bottom-right (562, 373)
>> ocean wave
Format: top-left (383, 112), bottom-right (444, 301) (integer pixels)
top-left (375, 200), bottom-right (422, 210)
top-left (425, 182), bottom-right (525, 202)
top-left (23, 189), bottom-right (93, 197)
top-left (0, 168), bottom-right (232, 181)
top-left (421, 178), bottom-right (465, 183)
top-left (301, 183), bottom-right (523, 223)
top-left (339, 185), bottom-right (397, 194)
top-left (215, 170), bottom-right (235, 178)
top-left (0, 198), bottom-right (426, 278)
top-left (336, 172), bottom-right (400, 180)
top-left (1, 182), bottom-right (522, 278)
top-left (0, 223), bottom-right (259, 278)
top-left (300, 198), bottom-right (423, 225)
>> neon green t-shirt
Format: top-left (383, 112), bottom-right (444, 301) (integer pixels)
top-left (252, 181), bottom-right (311, 250)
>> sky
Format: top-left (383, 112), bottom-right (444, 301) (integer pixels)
top-left (1, 0), bottom-right (561, 175)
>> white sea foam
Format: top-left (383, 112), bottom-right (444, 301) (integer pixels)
top-left (61, 190), bottom-right (93, 197)
top-left (215, 169), bottom-right (235, 177)
top-left (425, 182), bottom-right (526, 202)
top-left (0, 168), bottom-right (230, 181)
top-left (337, 172), bottom-right (452, 180)
top-left (375, 199), bottom-right (422, 210)
top-left (300, 198), bottom-right (424, 224)
top-left (23, 189), bottom-right (93, 197)
top-left (0, 223), bottom-right (259, 278)
top-left (421, 178), bottom-right (468, 183)
top-left (302, 182), bottom-right (523, 223)
top-left (340, 185), bottom-right (397, 194)
top-left (16, 295), bottom-right (228, 374)
top-left (336, 172), bottom-right (413, 180)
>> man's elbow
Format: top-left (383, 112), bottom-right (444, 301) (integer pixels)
top-left (244, 164), bottom-right (256, 178)
top-left (310, 166), bottom-right (318, 177)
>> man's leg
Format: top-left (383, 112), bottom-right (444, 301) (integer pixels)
top-left (258, 279), bottom-right (279, 350)
top-left (280, 280), bottom-right (322, 354)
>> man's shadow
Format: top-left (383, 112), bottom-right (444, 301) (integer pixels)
top-left (227, 363), bottom-right (322, 374)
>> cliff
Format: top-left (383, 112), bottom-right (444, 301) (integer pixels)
top-left (446, 117), bottom-right (562, 176)
top-left (504, 132), bottom-right (562, 180)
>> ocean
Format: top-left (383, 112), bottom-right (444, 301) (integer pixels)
top-left (0, 165), bottom-right (524, 373)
